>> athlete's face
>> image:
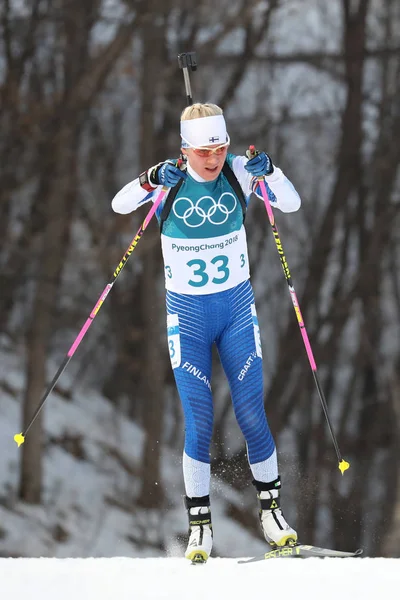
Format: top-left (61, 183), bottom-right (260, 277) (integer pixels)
top-left (182, 143), bottom-right (229, 181)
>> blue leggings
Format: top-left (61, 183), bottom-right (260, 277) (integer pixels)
top-left (166, 280), bottom-right (276, 466)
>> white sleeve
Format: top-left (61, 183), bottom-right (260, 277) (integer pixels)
top-left (231, 155), bottom-right (301, 213)
top-left (111, 176), bottom-right (163, 214)
top-left (258, 167), bottom-right (301, 213)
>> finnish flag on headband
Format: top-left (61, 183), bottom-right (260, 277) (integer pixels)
top-left (180, 115), bottom-right (230, 148)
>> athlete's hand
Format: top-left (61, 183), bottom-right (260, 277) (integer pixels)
top-left (150, 160), bottom-right (188, 188)
top-left (245, 151), bottom-right (274, 177)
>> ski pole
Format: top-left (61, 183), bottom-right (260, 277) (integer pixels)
top-left (178, 51), bottom-right (197, 105)
top-left (14, 185), bottom-right (169, 447)
top-left (249, 146), bottom-right (350, 475)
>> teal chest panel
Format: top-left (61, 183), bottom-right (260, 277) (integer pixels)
top-left (161, 173), bottom-right (244, 240)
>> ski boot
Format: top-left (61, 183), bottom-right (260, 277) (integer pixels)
top-left (184, 495), bottom-right (213, 564)
top-left (253, 478), bottom-right (297, 547)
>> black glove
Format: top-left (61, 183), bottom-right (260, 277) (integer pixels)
top-left (150, 160), bottom-right (187, 187)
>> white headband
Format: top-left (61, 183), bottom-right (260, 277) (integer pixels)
top-left (180, 114), bottom-right (229, 148)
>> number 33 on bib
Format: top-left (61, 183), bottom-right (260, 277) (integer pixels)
top-left (161, 228), bottom-right (250, 295)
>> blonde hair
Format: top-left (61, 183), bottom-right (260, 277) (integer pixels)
top-left (181, 103), bottom-right (223, 121)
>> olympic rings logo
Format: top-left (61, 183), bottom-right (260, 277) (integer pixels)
top-left (172, 193), bottom-right (237, 228)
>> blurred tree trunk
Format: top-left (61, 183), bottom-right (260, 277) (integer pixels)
top-left (20, 126), bottom-right (80, 502)
top-left (18, 1), bottom-right (138, 502)
top-left (136, 0), bottom-right (168, 508)
top-left (0, 0), bottom-right (42, 331)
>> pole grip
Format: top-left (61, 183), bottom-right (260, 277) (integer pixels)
top-left (178, 52), bottom-right (197, 71)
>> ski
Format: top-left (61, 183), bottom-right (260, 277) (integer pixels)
top-left (238, 544), bottom-right (363, 563)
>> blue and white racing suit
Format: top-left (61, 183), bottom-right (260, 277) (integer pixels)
top-left (112, 153), bottom-right (301, 497)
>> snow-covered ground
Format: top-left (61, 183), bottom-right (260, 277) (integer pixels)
top-left (1, 556), bottom-right (398, 600)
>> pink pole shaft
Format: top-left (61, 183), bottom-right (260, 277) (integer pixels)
top-left (254, 168), bottom-right (346, 467)
top-left (66, 186), bottom-right (168, 359)
top-left (258, 178), bottom-right (317, 372)
top-left (67, 284), bottom-right (113, 357)
top-left (288, 286), bottom-right (317, 371)
top-left (259, 179), bottom-right (275, 226)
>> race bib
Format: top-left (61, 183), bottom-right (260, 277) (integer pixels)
top-left (161, 227), bottom-right (250, 294)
